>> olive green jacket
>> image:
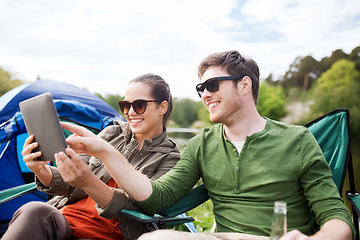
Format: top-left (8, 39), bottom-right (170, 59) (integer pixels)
top-left (36, 121), bottom-right (180, 240)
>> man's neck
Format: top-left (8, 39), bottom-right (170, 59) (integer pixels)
top-left (223, 110), bottom-right (266, 142)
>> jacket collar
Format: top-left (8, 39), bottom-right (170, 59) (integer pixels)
top-left (116, 121), bottom-right (178, 154)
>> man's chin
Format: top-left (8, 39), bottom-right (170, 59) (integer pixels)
top-left (209, 115), bottom-right (220, 123)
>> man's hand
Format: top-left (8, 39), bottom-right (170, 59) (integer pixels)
top-left (280, 230), bottom-right (310, 240)
top-left (280, 219), bottom-right (352, 240)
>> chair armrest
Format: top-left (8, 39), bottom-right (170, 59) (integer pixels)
top-left (160, 184), bottom-right (210, 217)
top-left (120, 209), bottom-right (194, 230)
top-left (346, 190), bottom-right (360, 215)
top-left (119, 184), bottom-right (209, 231)
top-left (0, 182), bottom-right (37, 205)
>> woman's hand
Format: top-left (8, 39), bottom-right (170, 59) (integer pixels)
top-left (54, 147), bottom-right (95, 189)
top-left (21, 134), bottom-right (52, 187)
top-left (54, 147), bottom-right (114, 208)
top-left (21, 135), bottom-right (49, 172)
top-left (60, 121), bottom-right (152, 202)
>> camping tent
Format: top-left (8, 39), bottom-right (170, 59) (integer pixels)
top-left (0, 79), bottom-right (123, 223)
top-left (0, 79), bottom-right (120, 124)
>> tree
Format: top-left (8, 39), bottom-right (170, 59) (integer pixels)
top-left (349, 46), bottom-right (360, 72)
top-left (197, 105), bottom-right (212, 126)
top-left (257, 83), bottom-right (287, 120)
top-left (311, 59), bottom-right (360, 136)
top-left (0, 67), bottom-right (23, 96)
top-left (105, 94), bottom-right (124, 113)
top-left (95, 93), bottom-right (123, 114)
top-left (282, 55), bottom-right (319, 92)
top-left (318, 49), bottom-right (348, 73)
top-left (171, 98), bottom-right (202, 127)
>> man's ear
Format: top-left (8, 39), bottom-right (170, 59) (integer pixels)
top-left (159, 100), bottom-right (168, 115)
top-left (239, 76), bottom-right (252, 96)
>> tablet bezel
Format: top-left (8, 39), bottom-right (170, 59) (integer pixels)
top-left (19, 92), bottom-right (67, 161)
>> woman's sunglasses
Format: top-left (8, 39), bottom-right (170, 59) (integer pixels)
top-left (196, 76), bottom-right (244, 97)
top-left (118, 99), bottom-right (162, 115)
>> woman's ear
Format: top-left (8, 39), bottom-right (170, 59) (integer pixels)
top-left (159, 100), bottom-right (168, 115)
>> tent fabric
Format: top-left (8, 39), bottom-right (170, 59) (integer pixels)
top-left (0, 79), bottom-right (123, 222)
top-left (0, 79), bottom-right (120, 124)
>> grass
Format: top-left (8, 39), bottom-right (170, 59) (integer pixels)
top-left (187, 199), bottom-right (216, 232)
top-left (173, 179), bottom-right (216, 233)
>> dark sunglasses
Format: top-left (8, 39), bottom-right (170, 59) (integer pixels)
top-left (196, 76), bottom-right (244, 97)
top-left (118, 99), bottom-right (162, 115)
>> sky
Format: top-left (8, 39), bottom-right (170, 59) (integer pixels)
top-left (0, 0), bottom-right (359, 100)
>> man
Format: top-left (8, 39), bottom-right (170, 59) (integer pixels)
top-left (61, 50), bottom-right (355, 240)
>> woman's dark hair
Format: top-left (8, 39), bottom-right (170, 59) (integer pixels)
top-left (198, 50), bottom-right (260, 104)
top-left (129, 74), bottom-right (173, 130)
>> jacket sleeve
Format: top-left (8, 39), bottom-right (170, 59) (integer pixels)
top-left (149, 152), bottom-right (181, 180)
top-left (35, 166), bottom-right (74, 196)
top-left (35, 154), bottom-right (92, 196)
top-left (136, 138), bottom-right (202, 215)
top-left (96, 153), bottom-right (180, 219)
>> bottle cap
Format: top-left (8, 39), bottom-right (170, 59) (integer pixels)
top-left (274, 201), bottom-right (287, 214)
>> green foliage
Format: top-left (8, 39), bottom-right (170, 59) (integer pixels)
top-left (197, 105), bottom-right (212, 126)
top-left (95, 93), bottom-right (124, 114)
top-left (172, 199), bottom-right (215, 233)
top-left (311, 59), bottom-right (360, 136)
top-left (257, 83), bottom-right (287, 120)
top-left (349, 46), bottom-right (360, 71)
top-left (280, 48), bottom-right (357, 93)
top-left (173, 180), bottom-right (216, 233)
top-left (282, 55), bottom-right (320, 91)
top-left (186, 199), bottom-right (216, 233)
top-left (171, 98), bottom-right (203, 127)
top-left (285, 87), bottom-right (306, 102)
top-left (0, 67), bottom-right (23, 96)
top-left (319, 49), bottom-right (349, 72)
top-left (105, 94), bottom-right (124, 113)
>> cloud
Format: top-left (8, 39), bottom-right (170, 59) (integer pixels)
top-left (0, 0), bottom-right (359, 99)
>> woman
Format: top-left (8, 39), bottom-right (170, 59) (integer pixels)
top-left (2, 74), bottom-right (180, 240)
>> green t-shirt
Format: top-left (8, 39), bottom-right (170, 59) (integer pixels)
top-left (137, 118), bottom-right (354, 237)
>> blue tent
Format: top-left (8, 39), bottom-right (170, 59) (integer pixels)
top-left (0, 79), bottom-right (123, 222)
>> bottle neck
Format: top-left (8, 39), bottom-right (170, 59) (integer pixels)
top-left (269, 202), bottom-right (287, 240)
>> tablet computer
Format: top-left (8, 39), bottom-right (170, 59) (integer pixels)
top-left (19, 92), bottom-right (67, 161)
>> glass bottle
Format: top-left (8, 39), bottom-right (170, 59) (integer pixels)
top-left (269, 201), bottom-right (287, 240)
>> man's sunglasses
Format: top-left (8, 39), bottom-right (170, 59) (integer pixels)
top-left (118, 99), bottom-right (162, 115)
top-left (196, 76), bottom-right (244, 97)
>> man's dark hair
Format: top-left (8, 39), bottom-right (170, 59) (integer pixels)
top-left (198, 50), bottom-right (260, 104)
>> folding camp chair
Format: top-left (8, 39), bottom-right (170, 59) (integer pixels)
top-left (120, 183), bottom-right (209, 232)
top-left (0, 113), bottom-right (119, 235)
top-left (347, 189), bottom-right (360, 240)
top-left (0, 182), bottom-right (37, 206)
top-left (119, 108), bottom-right (358, 238)
top-left (305, 108), bottom-right (358, 240)
top-left (1, 109), bottom-right (357, 237)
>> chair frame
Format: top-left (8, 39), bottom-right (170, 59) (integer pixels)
top-left (307, 108), bottom-right (358, 240)
top-left (0, 109), bottom-right (358, 238)
top-left (119, 109), bottom-right (359, 237)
